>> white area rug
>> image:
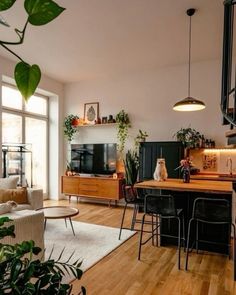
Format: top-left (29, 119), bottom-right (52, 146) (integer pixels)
top-left (44, 220), bottom-right (135, 280)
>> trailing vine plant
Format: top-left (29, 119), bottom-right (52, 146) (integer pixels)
top-left (115, 110), bottom-right (131, 156)
top-left (64, 114), bottom-right (80, 142)
top-left (0, 0), bottom-right (65, 101)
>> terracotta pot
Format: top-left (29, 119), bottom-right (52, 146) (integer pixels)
top-left (71, 118), bottom-right (80, 126)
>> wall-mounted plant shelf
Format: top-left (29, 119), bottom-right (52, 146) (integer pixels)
top-left (77, 123), bottom-right (117, 128)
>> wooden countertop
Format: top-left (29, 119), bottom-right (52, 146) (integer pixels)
top-left (191, 174), bottom-right (236, 181)
top-left (134, 178), bottom-right (233, 194)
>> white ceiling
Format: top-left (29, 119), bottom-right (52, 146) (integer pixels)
top-left (0, 0), bottom-right (224, 83)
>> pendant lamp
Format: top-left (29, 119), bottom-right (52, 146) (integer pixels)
top-left (173, 8), bottom-right (205, 112)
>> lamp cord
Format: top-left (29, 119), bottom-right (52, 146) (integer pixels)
top-left (188, 14), bottom-right (192, 98)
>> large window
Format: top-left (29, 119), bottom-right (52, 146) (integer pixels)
top-left (1, 84), bottom-right (48, 193)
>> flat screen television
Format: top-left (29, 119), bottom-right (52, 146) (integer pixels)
top-left (71, 143), bottom-right (117, 175)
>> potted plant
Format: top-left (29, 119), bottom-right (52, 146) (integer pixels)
top-left (173, 127), bottom-right (201, 148)
top-left (64, 114), bottom-right (80, 142)
top-left (0, 216), bottom-right (85, 294)
top-left (115, 110), bottom-right (131, 156)
top-left (124, 150), bottom-right (139, 186)
top-left (134, 129), bottom-right (148, 153)
top-left (0, 0), bottom-right (65, 102)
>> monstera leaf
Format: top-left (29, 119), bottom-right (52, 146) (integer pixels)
top-left (14, 62), bottom-right (41, 102)
top-left (24, 0), bottom-right (65, 26)
top-left (0, 0), bottom-right (16, 11)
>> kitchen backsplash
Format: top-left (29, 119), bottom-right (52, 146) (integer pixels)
top-left (189, 149), bottom-right (236, 174)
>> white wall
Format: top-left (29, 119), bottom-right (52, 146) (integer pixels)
top-left (0, 55), bottom-right (64, 200)
top-left (64, 59), bottom-right (229, 152)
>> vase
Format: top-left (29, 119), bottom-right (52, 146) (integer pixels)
top-left (183, 169), bottom-right (190, 183)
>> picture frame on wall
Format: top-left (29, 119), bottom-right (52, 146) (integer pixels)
top-left (84, 102), bottom-right (99, 125)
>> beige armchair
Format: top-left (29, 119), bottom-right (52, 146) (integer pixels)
top-left (14, 188), bottom-right (44, 211)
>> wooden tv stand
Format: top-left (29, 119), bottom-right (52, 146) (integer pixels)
top-left (61, 175), bottom-right (123, 205)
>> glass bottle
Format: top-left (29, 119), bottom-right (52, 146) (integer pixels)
top-left (183, 169), bottom-right (190, 183)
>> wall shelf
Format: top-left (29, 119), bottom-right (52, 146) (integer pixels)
top-left (75, 123), bottom-right (117, 128)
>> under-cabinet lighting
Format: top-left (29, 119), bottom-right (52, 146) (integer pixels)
top-left (203, 148), bottom-right (236, 152)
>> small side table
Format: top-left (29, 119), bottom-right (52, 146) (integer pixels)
top-left (37, 206), bottom-right (79, 236)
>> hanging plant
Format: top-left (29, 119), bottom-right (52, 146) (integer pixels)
top-left (63, 114), bottom-right (80, 142)
top-left (115, 110), bottom-right (131, 155)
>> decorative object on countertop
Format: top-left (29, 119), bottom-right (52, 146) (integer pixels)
top-left (0, 0), bottom-right (65, 102)
top-left (153, 158), bottom-right (168, 181)
top-left (176, 158), bottom-right (192, 183)
top-left (173, 8), bottom-right (205, 112)
top-left (84, 102), bottom-right (99, 125)
top-left (116, 110), bottom-right (131, 156)
top-left (63, 114), bottom-right (80, 142)
top-left (202, 152), bottom-right (217, 171)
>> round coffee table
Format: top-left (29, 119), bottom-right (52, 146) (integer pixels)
top-left (37, 206), bottom-right (79, 236)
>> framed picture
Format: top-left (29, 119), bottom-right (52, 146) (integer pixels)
top-left (84, 102), bottom-right (99, 125)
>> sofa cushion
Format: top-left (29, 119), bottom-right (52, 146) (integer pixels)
top-left (0, 176), bottom-right (19, 189)
top-left (0, 188), bottom-right (27, 204)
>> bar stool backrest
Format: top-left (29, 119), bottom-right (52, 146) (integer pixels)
top-left (122, 184), bottom-right (138, 203)
top-left (145, 194), bottom-right (177, 216)
top-left (193, 198), bottom-right (231, 223)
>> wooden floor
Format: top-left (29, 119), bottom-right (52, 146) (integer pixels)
top-left (45, 199), bottom-right (236, 295)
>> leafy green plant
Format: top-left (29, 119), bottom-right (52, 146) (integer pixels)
top-left (0, 217), bottom-right (86, 294)
top-left (115, 110), bottom-right (131, 155)
top-left (0, 0), bottom-right (65, 101)
top-left (123, 150), bottom-right (139, 186)
top-left (173, 127), bottom-right (201, 148)
top-left (64, 115), bottom-right (80, 142)
top-left (134, 129), bottom-right (148, 153)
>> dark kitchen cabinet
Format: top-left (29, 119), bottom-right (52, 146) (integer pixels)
top-left (139, 141), bottom-right (184, 181)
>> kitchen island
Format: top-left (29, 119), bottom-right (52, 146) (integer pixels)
top-left (135, 178), bottom-right (233, 254)
top-left (135, 178), bottom-right (232, 194)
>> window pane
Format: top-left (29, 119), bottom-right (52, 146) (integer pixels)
top-left (25, 95), bottom-right (47, 116)
top-left (25, 117), bottom-right (47, 193)
top-left (2, 113), bottom-right (22, 143)
top-left (2, 86), bottom-right (22, 110)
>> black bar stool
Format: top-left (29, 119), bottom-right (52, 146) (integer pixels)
top-left (185, 197), bottom-right (236, 280)
top-left (138, 194), bottom-right (185, 269)
top-left (118, 185), bottom-right (145, 240)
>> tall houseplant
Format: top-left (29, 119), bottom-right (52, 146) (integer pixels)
top-left (0, 0), bottom-right (65, 101)
top-left (124, 150), bottom-right (139, 186)
top-left (0, 217), bottom-right (85, 294)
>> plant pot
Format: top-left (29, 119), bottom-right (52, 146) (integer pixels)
top-left (71, 118), bottom-right (80, 126)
